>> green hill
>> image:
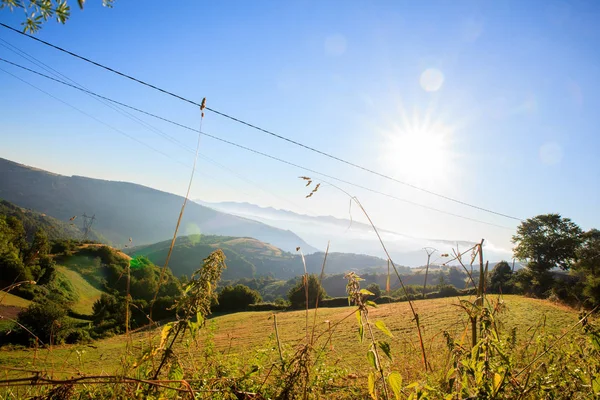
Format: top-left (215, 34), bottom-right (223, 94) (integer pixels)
top-left (0, 157), bottom-right (317, 252)
top-left (130, 234), bottom-right (393, 280)
top-left (0, 199), bottom-right (100, 241)
top-left (55, 266), bottom-right (104, 315)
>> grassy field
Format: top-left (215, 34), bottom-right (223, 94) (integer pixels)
top-left (0, 294), bottom-right (582, 388)
top-left (0, 291), bottom-right (31, 308)
top-left (0, 291), bottom-right (32, 333)
top-left (56, 266), bottom-right (104, 315)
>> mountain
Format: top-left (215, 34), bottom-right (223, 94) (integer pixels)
top-left (0, 157), bottom-right (317, 252)
top-left (0, 199), bottom-right (102, 241)
top-left (129, 234), bottom-right (392, 280)
top-left (195, 200), bottom-right (513, 266)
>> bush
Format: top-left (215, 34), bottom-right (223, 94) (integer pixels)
top-left (365, 283), bottom-right (382, 298)
top-left (374, 296), bottom-right (399, 304)
top-left (92, 294), bottom-right (125, 332)
top-left (288, 275), bottom-right (326, 309)
top-left (320, 297), bottom-right (350, 308)
top-left (247, 302), bottom-right (288, 311)
top-left (216, 284), bottom-right (262, 312)
top-left (17, 301), bottom-right (68, 344)
top-left (65, 328), bottom-right (92, 344)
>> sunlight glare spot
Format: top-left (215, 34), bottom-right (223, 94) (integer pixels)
top-left (420, 68), bottom-right (444, 92)
top-left (380, 111), bottom-right (456, 188)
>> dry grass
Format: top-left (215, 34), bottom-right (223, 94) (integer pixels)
top-left (0, 294), bottom-right (580, 387)
top-left (0, 291), bottom-right (31, 308)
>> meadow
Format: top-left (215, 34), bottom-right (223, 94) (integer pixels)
top-left (0, 294), bottom-right (590, 399)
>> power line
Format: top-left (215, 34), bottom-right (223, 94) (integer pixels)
top-left (0, 57), bottom-right (514, 230)
top-left (0, 22), bottom-right (523, 222)
top-left (0, 65), bottom-right (191, 168)
top-left (0, 50), bottom-right (317, 216)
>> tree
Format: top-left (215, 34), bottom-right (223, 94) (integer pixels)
top-left (573, 229), bottom-right (600, 306)
top-left (365, 282), bottom-right (381, 299)
top-left (17, 301), bottom-right (67, 344)
top-left (92, 293), bottom-right (126, 332)
top-left (513, 214), bottom-right (582, 273)
top-left (288, 274), bottom-right (326, 309)
top-left (217, 284), bottom-right (262, 312)
top-left (489, 261), bottom-right (513, 293)
top-left (0, 0), bottom-right (114, 33)
top-left (25, 229), bottom-right (50, 266)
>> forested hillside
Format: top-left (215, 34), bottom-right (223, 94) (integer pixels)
top-left (0, 157), bottom-right (317, 252)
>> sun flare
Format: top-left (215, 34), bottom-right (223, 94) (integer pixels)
top-left (380, 111), bottom-right (457, 188)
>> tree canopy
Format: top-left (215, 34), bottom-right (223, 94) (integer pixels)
top-left (512, 214), bottom-right (583, 273)
top-left (288, 274), bottom-right (326, 309)
top-left (0, 0), bottom-right (114, 33)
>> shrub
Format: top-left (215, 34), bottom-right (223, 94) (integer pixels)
top-left (374, 295), bottom-right (399, 304)
top-left (247, 302), bottom-right (288, 311)
top-left (216, 284), bottom-right (262, 312)
top-left (288, 274), bottom-right (326, 309)
top-left (17, 301), bottom-right (68, 344)
top-left (365, 283), bottom-right (382, 298)
top-left (320, 297), bottom-right (349, 308)
top-left (65, 328), bottom-right (92, 344)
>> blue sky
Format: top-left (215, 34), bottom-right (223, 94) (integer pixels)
top-left (1, 0), bottom-right (599, 256)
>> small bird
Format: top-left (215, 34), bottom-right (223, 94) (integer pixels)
top-left (69, 216), bottom-right (77, 221)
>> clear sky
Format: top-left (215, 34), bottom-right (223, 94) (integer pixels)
top-left (1, 0), bottom-right (599, 257)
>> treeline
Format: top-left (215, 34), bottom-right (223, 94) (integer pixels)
top-left (506, 213), bottom-right (599, 306)
top-left (0, 211), bottom-right (183, 345)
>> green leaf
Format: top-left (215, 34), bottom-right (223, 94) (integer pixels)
top-left (356, 310), bottom-right (364, 342)
top-left (593, 377), bottom-right (600, 395)
top-left (388, 372), bottom-right (402, 400)
top-left (368, 371), bottom-right (377, 399)
top-left (168, 360), bottom-right (184, 380)
top-left (367, 349), bottom-right (378, 370)
top-left (375, 320), bottom-right (393, 338)
top-left (360, 289), bottom-right (375, 296)
top-left (366, 300), bottom-right (378, 308)
top-left (378, 341), bottom-right (392, 361)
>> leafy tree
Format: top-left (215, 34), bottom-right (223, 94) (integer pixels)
top-left (0, 0), bottom-right (114, 33)
top-left (92, 293), bottom-right (126, 332)
top-left (513, 214), bottom-right (583, 296)
top-left (489, 261), bottom-right (513, 293)
top-left (17, 300), bottom-right (67, 344)
top-left (217, 284), bottom-right (262, 312)
top-left (513, 214), bottom-right (583, 273)
top-left (288, 274), bottom-right (326, 309)
top-left (25, 229), bottom-right (50, 266)
top-left (365, 282), bottom-right (381, 298)
top-left (573, 229), bottom-right (600, 306)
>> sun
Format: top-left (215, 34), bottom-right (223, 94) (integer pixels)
top-left (380, 110), bottom-right (457, 188)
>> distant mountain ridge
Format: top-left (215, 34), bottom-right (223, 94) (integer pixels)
top-left (197, 200), bottom-right (513, 266)
top-left (0, 157), bottom-right (317, 252)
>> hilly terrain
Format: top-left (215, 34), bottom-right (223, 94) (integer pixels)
top-left (0, 199), bottom-right (101, 242)
top-left (197, 200), bottom-right (514, 265)
top-left (0, 157), bottom-right (317, 252)
top-left (129, 234), bottom-right (392, 280)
